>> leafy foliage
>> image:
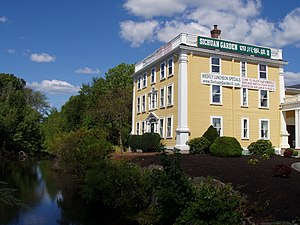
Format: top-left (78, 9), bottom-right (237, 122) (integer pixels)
top-left (210, 136), bottom-right (242, 157)
top-left (188, 136), bottom-right (210, 155)
top-left (47, 128), bottom-right (113, 175)
top-left (141, 133), bottom-right (161, 152)
top-left (149, 152), bottom-right (195, 225)
top-left (284, 148), bottom-right (293, 158)
top-left (247, 139), bottom-right (275, 157)
top-left (83, 160), bottom-right (151, 220)
top-left (0, 181), bottom-right (25, 208)
top-left (203, 125), bottom-right (219, 144)
top-left (0, 73), bottom-right (49, 155)
top-left (175, 177), bottom-right (246, 225)
top-left (274, 164), bottom-right (292, 178)
top-left (128, 135), bottom-right (142, 151)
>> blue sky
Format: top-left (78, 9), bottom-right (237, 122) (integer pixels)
top-left (1, 0), bottom-right (300, 109)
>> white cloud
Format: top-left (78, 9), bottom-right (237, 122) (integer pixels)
top-left (120, 20), bottom-right (159, 47)
top-left (30, 53), bottom-right (56, 63)
top-left (29, 80), bottom-right (80, 95)
top-left (7, 49), bottom-right (16, 54)
top-left (75, 67), bottom-right (100, 74)
top-left (0, 16), bottom-right (8, 23)
top-left (121, 0), bottom-right (300, 49)
top-left (123, 0), bottom-right (186, 18)
top-left (284, 72), bottom-right (300, 86)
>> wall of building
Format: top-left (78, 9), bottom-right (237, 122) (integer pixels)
top-left (188, 53), bottom-right (281, 148)
top-left (134, 53), bottom-right (179, 148)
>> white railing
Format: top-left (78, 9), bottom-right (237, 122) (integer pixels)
top-left (284, 95), bottom-right (300, 104)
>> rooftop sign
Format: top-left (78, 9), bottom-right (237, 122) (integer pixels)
top-left (197, 36), bottom-right (271, 58)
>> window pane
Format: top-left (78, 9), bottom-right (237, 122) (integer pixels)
top-left (260, 90), bottom-right (268, 107)
top-left (212, 58), bottom-right (219, 65)
top-left (212, 65), bottom-right (220, 73)
top-left (212, 85), bottom-right (221, 103)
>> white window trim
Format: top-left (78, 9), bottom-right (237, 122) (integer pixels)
top-left (259, 118), bottom-right (270, 140)
top-left (137, 76), bottom-right (141, 90)
top-left (159, 117), bottom-right (165, 138)
top-left (259, 90), bottom-right (269, 109)
top-left (160, 62), bottom-right (166, 80)
top-left (210, 116), bottom-right (223, 136)
top-left (142, 94), bottom-right (147, 113)
top-left (210, 57), bottom-right (221, 74)
top-left (148, 89), bottom-right (158, 111)
top-left (136, 121), bottom-right (140, 135)
top-left (240, 88), bottom-right (248, 107)
top-left (142, 121), bottom-right (146, 134)
top-left (167, 57), bottom-right (174, 77)
top-left (240, 61), bottom-right (247, 77)
top-left (167, 83), bottom-right (174, 106)
top-left (160, 86), bottom-right (166, 108)
top-left (143, 72), bottom-right (147, 88)
top-left (258, 64), bottom-right (268, 79)
top-left (137, 96), bottom-right (141, 114)
top-left (151, 67), bottom-right (156, 84)
top-left (210, 85), bottom-right (222, 105)
top-left (166, 115), bottom-right (173, 139)
top-left (241, 118), bottom-right (249, 140)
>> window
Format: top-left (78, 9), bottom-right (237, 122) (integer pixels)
top-left (151, 67), bottom-right (156, 84)
top-left (142, 121), bottom-right (146, 134)
top-left (211, 57), bottom-right (220, 73)
top-left (167, 84), bottom-right (173, 106)
top-left (241, 88), bottom-right (248, 107)
top-left (148, 89), bottom-right (158, 110)
top-left (260, 119), bottom-right (270, 139)
top-left (159, 118), bottom-right (164, 138)
top-left (160, 87), bottom-right (165, 108)
top-left (241, 118), bottom-right (249, 139)
top-left (137, 76), bottom-right (141, 90)
top-left (260, 90), bottom-right (268, 108)
top-left (137, 96), bottom-right (141, 113)
top-left (143, 72), bottom-right (147, 88)
top-left (142, 95), bottom-right (146, 112)
top-left (136, 122), bottom-right (140, 135)
top-left (166, 116), bottom-right (173, 138)
top-left (211, 85), bottom-right (221, 104)
top-left (160, 62), bottom-right (166, 80)
top-left (259, 64), bottom-right (267, 79)
top-left (241, 61), bottom-right (247, 77)
top-left (211, 116), bottom-right (222, 136)
top-left (168, 58), bottom-right (174, 76)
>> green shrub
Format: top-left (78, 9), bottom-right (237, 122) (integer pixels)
top-left (175, 177), bottom-right (246, 225)
top-left (188, 136), bottom-right (210, 155)
top-left (210, 136), bottom-right (242, 158)
top-left (83, 160), bottom-right (151, 219)
top-left (47, 128), bottom-right (113, 175)
top-left (141, 132), bottom-right (161, 152)
top-left (150, 153), bottom-right (195, 225)
top-left (247, 139), bottom-right (275, 157)
top-left (293, 150), bottom-right (299, 157)
top-left (128, 135), bottom-right (142, 151)
top-left (203, 125), bottom-right (219, 144)
top-left (247, 158), bottom-right (260, 165)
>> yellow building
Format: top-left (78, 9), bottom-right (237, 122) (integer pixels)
top-left (131, 25), bottom-right (289, 153)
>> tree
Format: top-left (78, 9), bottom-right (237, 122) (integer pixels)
top-left (0, 73), bottom-right (49, 155)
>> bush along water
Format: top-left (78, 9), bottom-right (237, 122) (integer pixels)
top-left (210, 136), bottom-right (242, 158)
top-left (247, 139), bottom-right (275, 157)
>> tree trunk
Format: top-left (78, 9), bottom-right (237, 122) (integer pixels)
top-left (119, 130), bottom-right (124, 153)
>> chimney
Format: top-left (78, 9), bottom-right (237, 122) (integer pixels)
top-left (210, 25), bottom-right (221, 39)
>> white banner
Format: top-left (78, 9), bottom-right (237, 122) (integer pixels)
top-left (201, 73), bottom-right (276, 92)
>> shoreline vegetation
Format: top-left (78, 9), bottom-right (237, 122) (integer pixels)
top-left (1, 66), bottom-right (300, 224)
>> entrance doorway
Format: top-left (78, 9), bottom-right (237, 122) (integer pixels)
top-left (287, 125), bottom-right (295, 148)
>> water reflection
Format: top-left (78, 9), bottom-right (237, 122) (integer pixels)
top-left (0, 161), bottom-right (128, 225)
top-left (0, 161), bottom-right (62, 225)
